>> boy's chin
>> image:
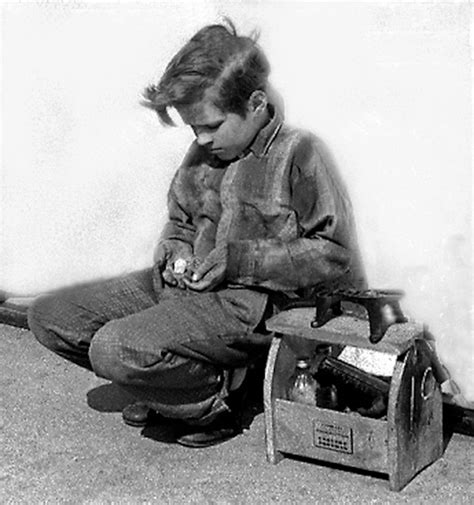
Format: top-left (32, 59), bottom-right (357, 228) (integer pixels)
top-left (214, 152), bottom-right (232, 161)
top-left (208, 147), bottom-right (242, 163)
top-left (214, 149), bottom-right (242, 161)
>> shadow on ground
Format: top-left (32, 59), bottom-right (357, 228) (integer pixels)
top-left (87, 382), bottom-right (137, 412)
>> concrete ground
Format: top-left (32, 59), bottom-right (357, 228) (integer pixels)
top-left (1, 323), bottom-right (472, 504)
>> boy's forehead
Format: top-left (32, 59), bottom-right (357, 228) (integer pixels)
top-left (176, 99), bottom-right (225, 126)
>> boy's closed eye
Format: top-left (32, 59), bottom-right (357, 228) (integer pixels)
top-left (192, 122), bottom-right (222, 134)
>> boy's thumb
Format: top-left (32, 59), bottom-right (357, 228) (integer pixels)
top-left (191, 258), bottom-right (210, 282)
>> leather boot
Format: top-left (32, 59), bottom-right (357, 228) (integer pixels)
top-left (176, 368), bottom-right (250, 448)
top-left (122, 402), bottom-right (153, 427)
top-left (176, 412), bottom-right (241, 448)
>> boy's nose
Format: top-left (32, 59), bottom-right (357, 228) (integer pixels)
top-left (196, 132), bottom-right (213, 147)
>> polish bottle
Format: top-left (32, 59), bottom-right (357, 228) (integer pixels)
top-left (287, 359), bottom-right (318, 406)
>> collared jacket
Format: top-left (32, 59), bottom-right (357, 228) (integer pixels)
top-left (158, 108), bottom-right (367, 332)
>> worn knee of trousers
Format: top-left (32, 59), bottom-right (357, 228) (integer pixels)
top-left (88, 319), bottom-right (163, 385)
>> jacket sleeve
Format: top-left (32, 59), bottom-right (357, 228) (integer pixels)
top-left (154, 148), bottom-right (197, 260)
top-left (159, 177), bottom-right (196, 246)
top-left (226, 136), bottom-right (356, 292)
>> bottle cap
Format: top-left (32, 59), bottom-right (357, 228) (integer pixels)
top-left (296, 359), bottom-right (310, 368)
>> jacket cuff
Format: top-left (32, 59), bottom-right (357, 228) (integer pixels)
top-left (226, 240), bottom-right (257, 283)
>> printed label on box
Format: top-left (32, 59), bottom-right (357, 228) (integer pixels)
top-left (313, 421), bottom-right (353, 454)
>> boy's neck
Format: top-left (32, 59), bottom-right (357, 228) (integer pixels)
top-left (241, 106), bottom-right (271, 158)
top-left (257, 106), bottom-right (271, 131)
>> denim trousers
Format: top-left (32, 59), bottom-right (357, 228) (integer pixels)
top-left (28, 269), bottom-right (271, 424)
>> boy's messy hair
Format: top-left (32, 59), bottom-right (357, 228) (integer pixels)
top-left (141, 19), bottom-right (270, 126)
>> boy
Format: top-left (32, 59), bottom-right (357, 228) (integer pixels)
top-left (28, 21), bottom-right (366, 447)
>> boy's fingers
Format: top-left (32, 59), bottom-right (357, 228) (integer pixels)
top-left (162, 268), bottom-right (177, 286)
top-left (191, 258), bottom-right (214, 282)
top-left (183, 266), bottom-right (217, 291)
top-left (183, 277), bottom-right (210, 292)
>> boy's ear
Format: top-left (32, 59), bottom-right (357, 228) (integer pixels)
top-left (248, 90), bottom-right (268, 115)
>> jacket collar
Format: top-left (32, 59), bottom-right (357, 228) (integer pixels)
top-left (247, 104), bottom-right (284, 159)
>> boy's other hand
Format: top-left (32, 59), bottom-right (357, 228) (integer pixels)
top-left (184, 245), bottom-right (228, 292)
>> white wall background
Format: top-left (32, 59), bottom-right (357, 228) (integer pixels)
top-left (1, 1), bottom-right (472, 400)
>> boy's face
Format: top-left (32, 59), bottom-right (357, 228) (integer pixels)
top-left (176, 96), bottom-right (264, 161)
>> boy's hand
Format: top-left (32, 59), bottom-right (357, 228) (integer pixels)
top-left (153, 241), bottom-right (193, 290)
top-left (184, 245), bottom-right (228, 292)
